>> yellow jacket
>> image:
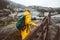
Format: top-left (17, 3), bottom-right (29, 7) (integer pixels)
top-left (20, 10), bottom-right (38, 40)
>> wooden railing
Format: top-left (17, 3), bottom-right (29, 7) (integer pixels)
top-left (25, 12), bottom-right (51, 40)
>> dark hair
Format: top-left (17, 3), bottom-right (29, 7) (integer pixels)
top-left (26, 9), bottom-right (30, 13)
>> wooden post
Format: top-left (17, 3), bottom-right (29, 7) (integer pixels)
top-left (40, 11), bottom-right (44, 17)
top-left (45, 12), bottom-right (51, 40)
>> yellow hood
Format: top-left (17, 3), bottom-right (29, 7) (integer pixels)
top-left (24, 11), bottom-right (30, 16)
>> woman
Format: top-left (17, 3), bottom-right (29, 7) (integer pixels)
top-left (19, 9), bottom-right (39, 40)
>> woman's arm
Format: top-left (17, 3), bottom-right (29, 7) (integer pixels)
top-left (30, 21), bottom-right (39, 26)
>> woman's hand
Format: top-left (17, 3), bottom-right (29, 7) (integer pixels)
top-left (36, 24), bottom-right (40, 27)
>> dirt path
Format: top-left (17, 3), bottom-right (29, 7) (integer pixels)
top-left (0, 20), bottom-right (41, 40)
top-left (0, 22), bottom-right (20, 40)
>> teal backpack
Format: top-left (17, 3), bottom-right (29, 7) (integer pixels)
top-left (16, 15), bottom-right (25, 30)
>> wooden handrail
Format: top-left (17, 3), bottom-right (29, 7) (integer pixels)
top-left (25, 12), bottom-right (51, 40)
